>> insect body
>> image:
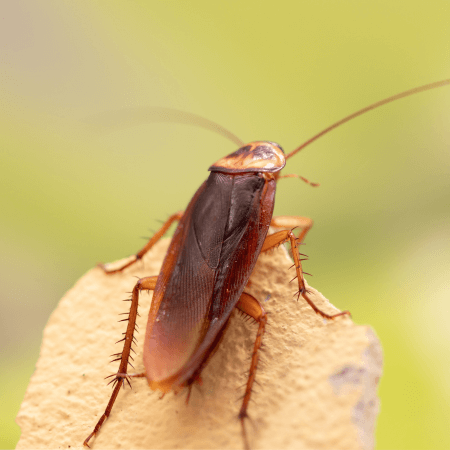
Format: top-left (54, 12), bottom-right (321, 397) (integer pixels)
top-left (84, 140), bottom-right (344, 449)
top-left (144, 141), bottom-right (286, 391)
top-left (84, 79), bottom-right (449, 449)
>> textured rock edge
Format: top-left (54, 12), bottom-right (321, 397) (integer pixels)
top-left (16, 238), bottom-right (382, 450)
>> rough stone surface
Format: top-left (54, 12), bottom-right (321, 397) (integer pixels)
top-left (16, 239), bottom-right (382, 449)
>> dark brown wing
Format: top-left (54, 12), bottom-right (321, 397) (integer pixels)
top-left (143, 171), bottom-right (276, 391)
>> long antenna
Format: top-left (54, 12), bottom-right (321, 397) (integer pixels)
top-left (86, 106), bottom-right (244, 147)
top-left (286, 79), bottom-right (450, 160)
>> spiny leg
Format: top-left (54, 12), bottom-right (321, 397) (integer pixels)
top-left (235, 292), bottom-right (267, 450)
top-left (100, 211), bottom-right (183, 274)
top-left (261, 228), bottom-right (349, 320)
top-left (83, 276), bottom-right (158, 447)
top-left (269, 215), bottom-right (313, 244)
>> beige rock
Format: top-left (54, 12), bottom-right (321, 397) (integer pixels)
top-left (16, 238), bottom-right (382, 450)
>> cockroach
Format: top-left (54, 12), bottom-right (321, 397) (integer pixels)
top-left (83, 79), bottom-right (449, 449)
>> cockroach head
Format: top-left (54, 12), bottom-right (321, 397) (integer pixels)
top-left (209, 141), bottom-right (286, 174)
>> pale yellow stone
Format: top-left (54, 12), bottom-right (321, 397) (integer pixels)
top-left (16, 239), bottom-right (382, 449)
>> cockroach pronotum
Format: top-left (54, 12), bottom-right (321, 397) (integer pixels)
top-left (83, 79), bottom-right (449, 450)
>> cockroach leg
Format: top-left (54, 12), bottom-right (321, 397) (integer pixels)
top-left (83, 276), bottom-right (158, 447)
top-left (235, 292), bottom-right (267, 450)
top-left (277, 173), bottom-right (320, 187)
top-left (100, 211), bottom-right (183, 274)
top-left (113, 372), bottom-right (147, 379)
top-left (185, 384), bottom-right (194, 405)
top-left (269, 215), bottom-right (313, 244)
top-left (261, 226), bottom-right (350, 320)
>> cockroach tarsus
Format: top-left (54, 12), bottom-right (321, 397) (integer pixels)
top-left (83, 79), bottom-right (449, 450)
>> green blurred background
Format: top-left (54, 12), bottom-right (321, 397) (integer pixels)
top-left (1, 1), bottom-right (449, 448)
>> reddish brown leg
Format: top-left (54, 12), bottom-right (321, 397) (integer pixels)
top-left (83, 276), bottom-right (157, 447)
top-left (101, 211), bottom-right (183, 274)
top-left (114, 372), bottom-right (147, 379)
top-left (269, 215), bottom-right (313, 244)
top-left (277, 173), bottom-right (320, 187)
top-left (235, 292), bottom-right (267, 450)
top-left (261, 227), bottom-right (350, 320)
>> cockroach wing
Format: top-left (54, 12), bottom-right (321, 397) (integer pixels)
top-left (143, 171), bottom-right (276, 391)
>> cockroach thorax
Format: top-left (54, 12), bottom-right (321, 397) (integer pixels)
top-left (209, 141), bottom-right (286, 174)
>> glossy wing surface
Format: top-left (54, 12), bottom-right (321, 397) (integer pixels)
top-left (179, 174), bottom-right (276, 383)
top-left (144, 172), bottom-right (276, 389)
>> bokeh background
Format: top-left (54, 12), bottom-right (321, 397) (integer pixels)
top-left (1, 1), bottom-right (449, 449)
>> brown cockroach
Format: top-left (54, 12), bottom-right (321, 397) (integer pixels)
top-left (84, 79), bottom-right (449, 449)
